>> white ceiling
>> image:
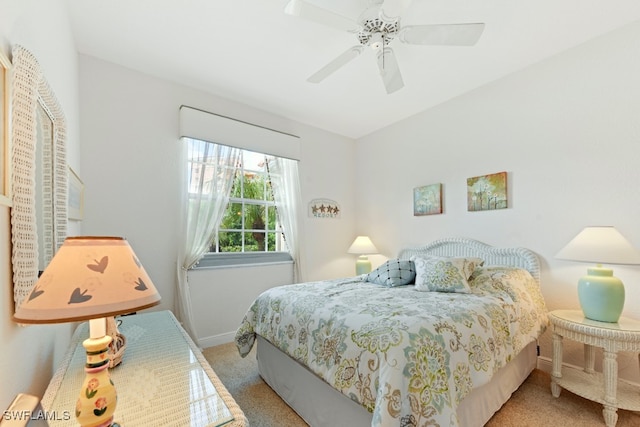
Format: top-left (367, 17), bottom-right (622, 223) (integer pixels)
top-left (65, 0), bottom-right (640, 139)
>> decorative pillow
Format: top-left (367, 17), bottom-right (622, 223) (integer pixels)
top-left (411, 255), bottom-right (484, 293)
top-left (366, 259), bottom-right (416, 287)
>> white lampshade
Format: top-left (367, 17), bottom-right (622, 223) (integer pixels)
top-left (14, 236), bottom-right (161, 324)
top-left (556, 226), bottom-right (640, 265)
top-left (347, 236), bottom-right (378, 255)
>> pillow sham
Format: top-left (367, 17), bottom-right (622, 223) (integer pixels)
top-left (366, 259), bottom-right (416, 287)
top-left (411, 255), bottom-right (484, 293)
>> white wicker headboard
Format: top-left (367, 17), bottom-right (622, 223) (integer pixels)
top-left (398, 238), bottom-right (541, 284)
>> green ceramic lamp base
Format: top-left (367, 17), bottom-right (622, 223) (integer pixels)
top-left (578, 265), bottom-right (625, 323)
top-left (355, 255), bottom-right (372, 275)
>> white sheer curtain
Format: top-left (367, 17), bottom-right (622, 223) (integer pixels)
top-left (176, 139), bottom-right (240, 338)
top-left (268, 157), bottom-right (305, 282)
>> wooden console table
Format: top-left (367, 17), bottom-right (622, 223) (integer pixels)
top-left (41, 310), bottom-right (247, 426)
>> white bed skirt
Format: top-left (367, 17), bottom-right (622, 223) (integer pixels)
top-left (256, 335), bottom-right (537, 426)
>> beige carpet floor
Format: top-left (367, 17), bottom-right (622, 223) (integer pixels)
top-left (203, 342), bottom-right (640, 426)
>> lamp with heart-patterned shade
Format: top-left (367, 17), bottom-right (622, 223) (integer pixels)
top-left (13, 236), bottom-right (161, 427)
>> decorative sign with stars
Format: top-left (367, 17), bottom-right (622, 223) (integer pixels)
top-left (308, 198), bottom-right (341, 219)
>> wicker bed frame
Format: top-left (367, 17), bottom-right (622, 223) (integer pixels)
top-left (256, 238), bottom-right (542, 427)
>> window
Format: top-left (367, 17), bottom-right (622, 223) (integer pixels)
top-left (214, 150), bottom-right (284, 253)
top-left (186, 138), bottom-right (292, 267)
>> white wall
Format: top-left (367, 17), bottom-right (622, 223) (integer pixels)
top-left (189, 263), bottom-right (294, 347)
top-left (77, 55), bottom-right (357, 344)
top-left (0, 0), bottom-right (81, 412)
top-left (356, 20), bottom-right (640, 382)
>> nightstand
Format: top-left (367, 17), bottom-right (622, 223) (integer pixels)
top-left (549, 309), bottom-right (640, 427)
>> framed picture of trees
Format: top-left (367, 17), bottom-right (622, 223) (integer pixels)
top-left (467, 171), bottom-right (508, 211)
top-left (413, 183), bottom-right (443, 216)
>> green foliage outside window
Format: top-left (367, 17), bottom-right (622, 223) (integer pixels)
top-left (216, 168), bottom-right (278, 252)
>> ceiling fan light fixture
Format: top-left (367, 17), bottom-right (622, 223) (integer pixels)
top-left (370, 33), bottom-right (384, 50)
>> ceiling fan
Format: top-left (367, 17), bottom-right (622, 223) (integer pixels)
top-left (285, 0), bottom-right (485, 94)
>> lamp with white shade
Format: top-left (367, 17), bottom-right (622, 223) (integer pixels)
top-left (348, 235), bottom-right (378, 275)
top-left (556, 226), bottom-right (640, 323)
top-left (13, 236), bottom-right (161, 427)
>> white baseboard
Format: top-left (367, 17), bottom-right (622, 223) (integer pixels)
top-left (198, 331), bottom-right (236, 349)
top-left (537, 356), bottom-right (552, 373)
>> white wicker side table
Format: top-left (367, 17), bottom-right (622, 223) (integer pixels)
top-left (549, 309), bottom-right (640, 427)
top-left (41, 310), bottom-right (247, 427)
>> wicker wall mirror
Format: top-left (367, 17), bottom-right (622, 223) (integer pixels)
top-left (0, 48), bottom-right (10, 206)
top-left (11, 45), bottom-right (67, 309)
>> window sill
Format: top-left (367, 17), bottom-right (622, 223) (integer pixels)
top-left (192, 252), bottom-right (293, 269)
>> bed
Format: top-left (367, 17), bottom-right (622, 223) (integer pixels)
top-left (235, 238), bottom-right (548, 426)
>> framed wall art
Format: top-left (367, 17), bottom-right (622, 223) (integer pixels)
top-left (0, 48), bottom-right (10, 206)
top-left (413, 183), bottom-right (443, 216)
top-left (467, 171), bottom-right (507, 211)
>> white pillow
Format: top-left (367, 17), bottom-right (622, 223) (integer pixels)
top-left (411, 255), bottom-right (484, 293)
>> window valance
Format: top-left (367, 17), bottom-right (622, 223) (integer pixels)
top-left (179, 106), bottom-right (300, 160)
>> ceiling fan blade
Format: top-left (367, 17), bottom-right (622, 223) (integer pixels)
top-left (399, 23), bottom-right (485, 46)
top-left (307, 46), bottom-right (364, 83)
top-left (284, 0), bottom-right (360, 32)
top-left (377, 47), bottom-right (404, 94)
top-left (380, 0), bottom-right (412, 18)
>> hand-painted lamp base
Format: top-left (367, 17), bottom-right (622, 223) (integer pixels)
top-left (355, 255), bottom-right (372, 275)
top-left (76, 335), bottom-right (120, 427)
top-left (578, 266), bottom-right (625, 323)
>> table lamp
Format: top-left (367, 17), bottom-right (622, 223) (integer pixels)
top-left (348, 235), bottom-right (378, 275)
top-left (556, 226), bottom-right (640, 323)
top-left (13, 236), bottom-right (161, 427)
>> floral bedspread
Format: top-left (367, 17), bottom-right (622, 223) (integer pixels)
top-left (235, 267), bottom-right (548, 427)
